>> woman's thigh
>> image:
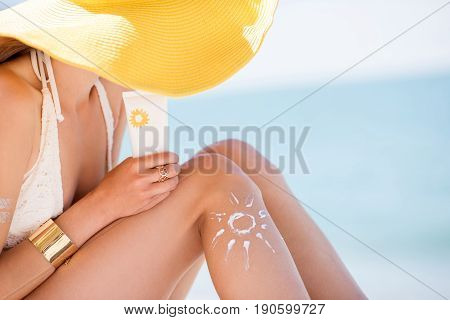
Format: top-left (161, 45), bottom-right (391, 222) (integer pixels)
top-left (26, 162), bottom-right (207, 299)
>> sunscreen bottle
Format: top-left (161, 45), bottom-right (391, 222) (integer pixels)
top-left (122, 91), bottom-right (168, 157)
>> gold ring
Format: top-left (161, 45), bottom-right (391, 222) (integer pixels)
top-left (156, 165), bottom-right (169, 182)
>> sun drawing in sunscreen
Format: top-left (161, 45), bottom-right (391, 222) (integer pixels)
top-left (128, 108), bottom-right (150, 128)
top-left (210, 192), bottom-right (276, 271)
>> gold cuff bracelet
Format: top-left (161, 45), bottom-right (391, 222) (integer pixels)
top-left (28, 219), bottom-right (78, 268)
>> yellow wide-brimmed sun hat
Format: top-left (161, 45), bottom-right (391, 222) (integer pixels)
top-left (0, 0), bottom-right (278, 97)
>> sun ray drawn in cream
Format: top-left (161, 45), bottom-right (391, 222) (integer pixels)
top-left (243, 240), bottom-right (251, 271)
top-left (256, 232), bottom-right (276, 253)
top-left (225, 239), bottom-right (236, 261)
top-left (229, 192), bottom-right (239, 206)
top-left (211, 229), bottom-right (225, 248)
top-left (245, 194), bottom-right (254, 208)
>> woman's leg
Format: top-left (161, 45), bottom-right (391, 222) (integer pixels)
top-left (201, 139), bottom-right (366, 299)
top-left (168, 255), bottom-right (204, 299)
top-left (26, 153), bottom-right (309, 299)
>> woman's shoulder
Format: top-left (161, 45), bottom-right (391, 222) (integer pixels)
top-left (0, 66), bottom-right (40, 156)
top-left (0, 64), bottom-right (40, 106)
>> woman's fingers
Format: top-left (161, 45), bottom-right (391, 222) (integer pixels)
top-left (140, 163), bottom-right (180, 183)
top-left (138, 178), bottom-right (178, 213)
top-left (136, 152), bottom-right (179, 171)
top-left (149, 176), bottom-right (179, 196)
top-left (139, 191), bottom-right (171, 212)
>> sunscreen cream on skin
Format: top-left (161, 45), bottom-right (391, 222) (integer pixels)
top-left (122, 91), bottom-right (168, 157)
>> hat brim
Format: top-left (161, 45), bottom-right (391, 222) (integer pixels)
top-left (0, 0), bottom-right (278, 97)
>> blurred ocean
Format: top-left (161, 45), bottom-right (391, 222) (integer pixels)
top-left (118, 72), bottom-right (450, 300)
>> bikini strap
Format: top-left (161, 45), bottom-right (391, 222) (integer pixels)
top-left (42, 52), bottom-right (64, 122)
top-left (30, 49), bottom-right (46, 89)
top-left (30, 49), bottom-right (65, 123)
top-left (94, 79), bottom-right (115, 171)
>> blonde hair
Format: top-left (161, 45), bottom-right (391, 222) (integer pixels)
top-left (0, 37), bottom-right (30, 64)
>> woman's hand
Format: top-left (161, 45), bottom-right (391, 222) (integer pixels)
top-left (92, 152), bottom-right (180, 223)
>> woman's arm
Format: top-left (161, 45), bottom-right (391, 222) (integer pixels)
top-left (0, 74), bottom-right (36, 257)
top-left (0, 81), bottom-right (115, 299)
top-left (0, 191), bottom-right (114, 299)
top-left (0, 78), bottom-right (55, 299)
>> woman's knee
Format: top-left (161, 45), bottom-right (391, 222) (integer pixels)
top-left (201, 139), bottom-right (254, 162)
top-left (183, 151), bottom-right (241, 177)
top-left (201, 139), bottom-right (281, 175)
top-left (181, 153), bottom-right (261, 212)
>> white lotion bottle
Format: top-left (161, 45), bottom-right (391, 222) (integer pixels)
top-left (122, 91), bottom-right (168, 157)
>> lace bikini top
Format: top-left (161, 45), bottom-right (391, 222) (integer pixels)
top-left (4, 49), bottom-right (115, 249)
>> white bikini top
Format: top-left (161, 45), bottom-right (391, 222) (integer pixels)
top-left (4, 49), bottom-right (115, 249)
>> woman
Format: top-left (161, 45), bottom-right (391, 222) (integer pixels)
top-left (0, 0), bottom-right (365, 299)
